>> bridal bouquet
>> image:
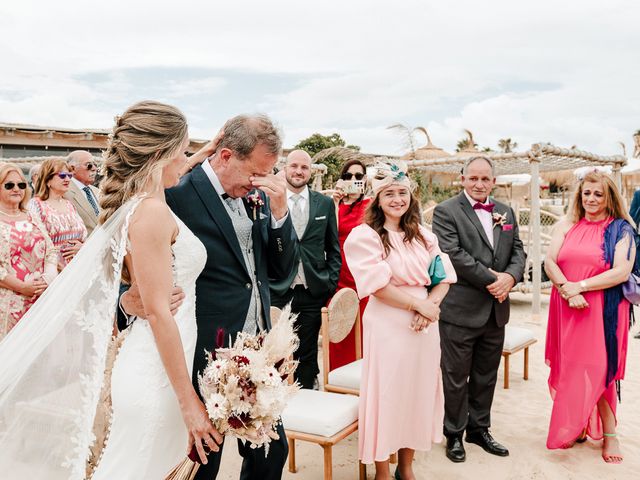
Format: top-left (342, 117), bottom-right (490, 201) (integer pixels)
top-left (165, 305), bottom-right (299, 479)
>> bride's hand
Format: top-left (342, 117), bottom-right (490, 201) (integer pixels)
top-left (181, 393), bottom-right (223, 464)
top-left (199, 129), bottom-right (225, 160)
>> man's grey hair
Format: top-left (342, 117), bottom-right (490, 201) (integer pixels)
top-left (218, 114), bottom-right (282, 159)
top-left (66, 150), bottom-right (91, 167)
top-left (29, 164), bottom-right (40, 179)
top-left (461, 155), bottom-right (495, 177)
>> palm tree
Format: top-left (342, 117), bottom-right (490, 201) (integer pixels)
top-left (387, 123), bottom-right (428, 157)
top-left (497, 138), bottom-right (518, 153)
top-left (455, 129), bottom-right (478, 152)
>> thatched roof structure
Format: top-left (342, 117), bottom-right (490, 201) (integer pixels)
top-left (400, 128), bottom-right (451, 161)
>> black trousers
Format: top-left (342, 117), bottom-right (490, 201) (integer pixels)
top-left (194, 422), bottom-right (288, 480)
top-left (271, 285), bottom-right (327, 389)
top-left (439, 310), bottom-right (505, 437)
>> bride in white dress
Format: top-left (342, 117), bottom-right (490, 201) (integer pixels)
top-left (0, 101), bottom-right (222, 479)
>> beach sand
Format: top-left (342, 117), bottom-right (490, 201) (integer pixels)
top-left (215, 293), bottom-right (639, 479)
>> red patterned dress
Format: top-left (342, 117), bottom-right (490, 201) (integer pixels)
top-left (0, 213), bottom-right (57, 339)
top-left (28, 197), bottom-right (87, 270)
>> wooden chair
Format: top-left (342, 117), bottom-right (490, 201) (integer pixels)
top-left (321, 288), bottom-right (362, 396)
top-left (279, 292), bottom-right (365, 479)
top-left (283, 390), bottom-right (364, 480)
top-left (501, 325), bottom-right (537, 389)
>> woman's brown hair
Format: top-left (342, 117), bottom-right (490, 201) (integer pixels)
top-left (364, 187), bottom-right (426, 256)
top-left (34, 158), bottom-right (69, 201)
top-left (568, 170), bottom-right (633, 225)
top-left (99, 100), bottom-right (188, 225)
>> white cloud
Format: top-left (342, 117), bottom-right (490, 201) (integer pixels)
top-left (0, 0), bottom-right (638, 156)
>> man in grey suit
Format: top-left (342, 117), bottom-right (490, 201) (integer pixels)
top-left (270, 150), bottom-right (341, 389)
top-left (432, 156), bottom-right (525, 463)
top-left (65, 150), bottom-right (101, 234)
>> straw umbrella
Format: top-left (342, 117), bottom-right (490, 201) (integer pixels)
top-left (400, 128), bottom-right (456, 189)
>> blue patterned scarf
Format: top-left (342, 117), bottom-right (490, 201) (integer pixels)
top-left (602, 218), bottom-right (636, 387)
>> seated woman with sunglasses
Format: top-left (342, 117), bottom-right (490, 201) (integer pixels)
top-left (329, 159), bottom-right (371, 370)
top-left (0, 162), bottom-right (57, 340)
top-left (29, 158), bottom-right (88, 270)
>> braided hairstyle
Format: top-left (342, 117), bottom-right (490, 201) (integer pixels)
top-left (99, 100), bottom-right (188, 224)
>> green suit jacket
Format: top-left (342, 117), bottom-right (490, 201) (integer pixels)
top-left (270, 189), bottom-right (341, 299)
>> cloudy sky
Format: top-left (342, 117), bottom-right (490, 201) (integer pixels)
top-left (1, 0), bottom-right (638, 157)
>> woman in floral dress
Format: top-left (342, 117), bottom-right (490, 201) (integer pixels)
top-left (0, 162), bottom-right (57, 339)
top-left (29, 158), bottom-right (87, 270)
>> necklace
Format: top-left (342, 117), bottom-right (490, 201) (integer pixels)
top-left (0, 207), bottom-right (22, 218)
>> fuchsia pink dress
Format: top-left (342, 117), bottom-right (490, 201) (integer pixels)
top-left (545, 217), bottom-right (629, 448)
top-left (344, 224), bottom-right (457, 463)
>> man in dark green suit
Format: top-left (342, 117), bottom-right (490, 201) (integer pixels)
top-left (270, 150), bottom-right (341, 389)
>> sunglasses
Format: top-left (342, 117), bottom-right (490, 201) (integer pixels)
top-left (84, 163), bottom-right (95, 171)
top-left (342, 172), bottom-right (364, 180)
top-left (3, 182), bottom-right (27, 190)
top-left (55, 172), bottom-right (73, 180)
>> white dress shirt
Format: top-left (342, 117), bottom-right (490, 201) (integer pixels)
top-left (286, 186), bottom-right (309, 214)
top-left (201, 161), bottom-right (287, 228)
top-left (464, 190), bottom-right (494, 247)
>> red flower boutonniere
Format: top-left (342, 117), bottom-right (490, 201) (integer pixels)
top-left (492, 211), bottom-right (507, 228)
top-left (246, 192), bottom-right (265, 220)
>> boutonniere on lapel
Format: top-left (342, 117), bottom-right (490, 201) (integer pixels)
top-left (492, 211), bottom-right (508, 228)
top-left (246, 191), bottom-right (265, 221)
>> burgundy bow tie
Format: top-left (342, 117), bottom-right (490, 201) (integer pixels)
top-left (473, 202), bottom-right (495, 212)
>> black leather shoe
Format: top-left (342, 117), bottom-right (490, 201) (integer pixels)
top-left (465, 429), bottom-right (509, 457)
top-left (445, 435), bottom-right (466, 462)
top-left (394, 466), bottom-right (402, 480)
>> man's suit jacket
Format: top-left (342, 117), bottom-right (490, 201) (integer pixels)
top-left (270, 190), bottom-right (341, 299)
top-left (165, 165), bottom-right (298, 386)
top-left (64, 182), bottom-right (100, 235)
top-left (432, 192), bottom-right (525, 329)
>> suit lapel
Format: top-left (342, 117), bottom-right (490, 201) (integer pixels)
top-left (458, 193), bottom-right (493, 250)
top-left (190, 167), bottom-right (250, 277)
top-left (301, 190), bottom-right (318, 239)
top-left (67, 183), bottom-right (93, 219)
top-left (492, 201), bottom-right (507, 253)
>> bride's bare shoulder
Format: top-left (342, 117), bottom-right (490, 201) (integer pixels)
top-left (129, 198), bottom-right (175, 236)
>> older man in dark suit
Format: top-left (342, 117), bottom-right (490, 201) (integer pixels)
top-left (432, 156), bottom-right (525, 463)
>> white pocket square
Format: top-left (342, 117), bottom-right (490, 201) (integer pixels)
top-left (259, 213), bottom-right (268, 220)
top-left (315, 215), bottom-right (327, 220)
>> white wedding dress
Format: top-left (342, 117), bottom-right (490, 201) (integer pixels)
top-left (0, 200), bottom-right (207, 479)
top-left (93, 213), bottom-right (207, 479)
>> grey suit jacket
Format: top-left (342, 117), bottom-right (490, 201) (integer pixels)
top-left (432, 192), bottom-right (525, 328)
top-left (65, 182), bottom-right (100, 235)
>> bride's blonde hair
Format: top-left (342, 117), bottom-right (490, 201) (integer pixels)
top-left (99, 100), bottom-right (188, 224)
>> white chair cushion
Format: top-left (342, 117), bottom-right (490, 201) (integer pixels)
top-left (503, 325), bottom-right (536, 353)
top-left (327, 359), bottom-right (362, 390)
top-left (282, 389), bottom-right (359, 437)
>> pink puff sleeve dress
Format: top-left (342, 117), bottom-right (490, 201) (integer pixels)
top-left (344, 224), bottom-right (457, 464)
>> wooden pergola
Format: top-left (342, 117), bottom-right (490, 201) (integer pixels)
top-left (406, 143), bottom-right (627, 320)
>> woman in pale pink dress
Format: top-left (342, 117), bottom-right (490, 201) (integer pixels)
top-left (0, 162), bottom-right (57, 339)
top-left (29, 158), bottom-right (87, 270)
top-left (344, 162), bottom-right (456, 480)
top-left (544, 170), bottom-right (633, 464)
